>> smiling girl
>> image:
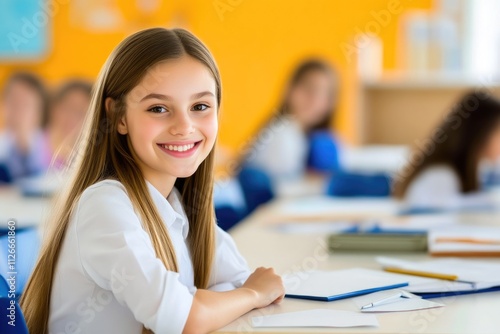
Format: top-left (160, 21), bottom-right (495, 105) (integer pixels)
top-left (20, 28), bottom-right (284, 334)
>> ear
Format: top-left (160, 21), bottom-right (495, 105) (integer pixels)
top-left (105, 97), bottom-right (128, 135)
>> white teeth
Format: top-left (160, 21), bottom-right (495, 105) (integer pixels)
top-left (161, 143), bottom-right (195, 152)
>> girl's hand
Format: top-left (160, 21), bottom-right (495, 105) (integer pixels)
top-left (242, 267), bottom-right (285, 309)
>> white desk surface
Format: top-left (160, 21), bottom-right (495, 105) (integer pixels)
top-left (0, 186), bottom-right (52, 228)
top-left (218, 201), bottom-right (500, 334)
top-left (2, 183), bottom-right (500, 333)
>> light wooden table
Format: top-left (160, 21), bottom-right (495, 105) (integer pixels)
top-left (0, 186), bottom-right (51, 228)
top-left (218, 197), bottom-right (500, 334)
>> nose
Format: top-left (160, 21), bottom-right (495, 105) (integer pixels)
top-left (169, 111), bottom-right (195, 136)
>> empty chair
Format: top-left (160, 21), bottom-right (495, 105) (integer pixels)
top-left (237, 166), bottom-right (274, 213)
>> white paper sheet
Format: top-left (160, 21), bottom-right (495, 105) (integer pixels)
top-left (251, 309), bottom-right (379, 328)
top-left (353, 289), bottom-right (444, 312)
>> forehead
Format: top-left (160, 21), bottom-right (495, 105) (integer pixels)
top-left (300, 70), bottom-right (332, 85)
top-left (128, 56), bottom-right (216, 103)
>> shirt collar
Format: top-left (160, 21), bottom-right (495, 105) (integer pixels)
top-left (145, 180), bottom-right (189, 238)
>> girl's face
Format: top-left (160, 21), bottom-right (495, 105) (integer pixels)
top-left (117, 56), bottom-right (218, 190)
top-left (483, 122), bottom-right (500, 162)
top-left (4, 81), bottom-right (43, 133)
top-left (287, 70), bottom-right (334, 129)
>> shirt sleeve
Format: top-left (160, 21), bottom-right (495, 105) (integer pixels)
top-left (404, 166), bottom-right (461, 209)
top-left (75, 182), bottom-right (193, 333)
top-left (208, 226), bottom-right (251, 292)
top-left (246, 118), bottom-right (308, 182)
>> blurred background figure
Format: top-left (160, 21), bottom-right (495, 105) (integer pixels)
top-left (0, 73), bottom-right (50, 183)
top-left (394, 92), bottom-right (500, 211)
top-left (242, 59), bottom-right (341, 196)
top-left (47, 80), bottom-right (92, 170)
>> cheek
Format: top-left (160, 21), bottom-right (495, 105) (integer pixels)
top-left (202, 114), bottom-right (218, 144)
top-left (128, 117), bottom-right (162, 149)
top-left (486, 135), bottom-right (500, 158)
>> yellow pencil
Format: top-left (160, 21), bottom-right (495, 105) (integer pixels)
top-left (383, 266), bottom-right (459, 281)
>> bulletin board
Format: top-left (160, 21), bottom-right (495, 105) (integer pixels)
top-left (0, 0), bottom-right (50, 60)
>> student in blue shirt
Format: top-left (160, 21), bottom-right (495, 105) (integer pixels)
top-left (243, 59), bottom-right (341, 195)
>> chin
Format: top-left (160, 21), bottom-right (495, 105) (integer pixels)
top-left (172, 167), bottom-right (199, 178)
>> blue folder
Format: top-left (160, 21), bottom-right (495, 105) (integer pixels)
top-left (284, 268), bottom-right (409, 302)
top-left (286, 282), bottom-right (409, 302)
top-left (418, 286), bottom-right (500, 299)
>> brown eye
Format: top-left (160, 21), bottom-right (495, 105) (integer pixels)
top-left (192, 104), bottom-right (209, 112)
top-left (148, 106), bottom-right (167, 113)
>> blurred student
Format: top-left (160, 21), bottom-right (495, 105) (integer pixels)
top-left (47, 80), bottom-right (92, 169)
top-left (20, 28), bottom-right (284, 334)
top-left (243, 59), bottom-right (340, 194)
top-left (394, 92), bottom-right (500, 211)
top-left (0, 72), bottom-right (50, 182)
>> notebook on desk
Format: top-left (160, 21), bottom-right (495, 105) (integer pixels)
top-left (283, 268), bottom-right (409, 302)
top-left (428, 226), bottom-right (500, 257)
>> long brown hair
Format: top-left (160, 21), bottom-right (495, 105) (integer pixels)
top-left (394, 91), bottom-right (500, 198)
top-left (20, 28), bottom-right (220, 334)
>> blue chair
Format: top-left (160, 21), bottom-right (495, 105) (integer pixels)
top-left (0, 163), bottom-right (12, 184)
top-left (0, 275), bottom-right (9, 297)
top-left (307, 130), bottom-right (341, 172)
top-left (237, 166), bottom-right (274, 213)
top-left (326, 171), bottom-right (392, 197)
top-left (0, 297), bottom-right (29, 334)
top-left (215, 205), bottom-right (246, 231)
top-left (0, 228), bottom-right (40, 297)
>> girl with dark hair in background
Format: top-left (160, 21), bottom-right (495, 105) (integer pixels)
top-left (394, 91), bottom-right (500, 210)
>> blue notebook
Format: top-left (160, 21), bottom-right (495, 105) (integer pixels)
top-left (284, 268), bottom-right (409, 302)
top-left (419, 286), bottom-right (500, 299)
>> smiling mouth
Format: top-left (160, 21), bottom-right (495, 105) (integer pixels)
top-left (157, 140), bottom-right (202, 153)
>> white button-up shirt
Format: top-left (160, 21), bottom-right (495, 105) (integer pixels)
top-left (49, 179), bottom-right (250, 334)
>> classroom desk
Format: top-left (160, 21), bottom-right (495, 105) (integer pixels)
top-left (218, 199), bottom-right (500, 334)
top-left (0, 186), bottom-right (51, 228)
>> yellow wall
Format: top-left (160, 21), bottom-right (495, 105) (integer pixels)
top-left (0, 0), bottom-right (432, 151)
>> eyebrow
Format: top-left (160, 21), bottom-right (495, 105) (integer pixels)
top-left (139, 91), bottom-right (215, 102)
